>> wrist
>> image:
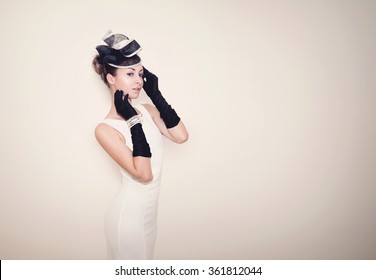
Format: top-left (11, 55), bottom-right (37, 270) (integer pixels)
top-left (126, 114), bottom-right (142, 128)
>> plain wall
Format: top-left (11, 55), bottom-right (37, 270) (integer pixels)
top-left (0, 0), bottom-right (375, 259)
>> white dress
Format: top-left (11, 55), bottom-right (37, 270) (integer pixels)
top-left (101, 104), bottom-right (163, 259)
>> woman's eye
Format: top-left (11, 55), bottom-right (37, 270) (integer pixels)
top-left (127, 73), bottom-right (134, 77)
top-left (139, 73), bottom-right (144, 78)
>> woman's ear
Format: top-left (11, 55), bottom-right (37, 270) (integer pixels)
top-left (106, 73), bottom-right (115, 85)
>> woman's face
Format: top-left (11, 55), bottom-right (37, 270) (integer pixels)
top-left (108, 64), bottom-right (144, 99)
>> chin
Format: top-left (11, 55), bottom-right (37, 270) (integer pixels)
top-left (129, 92), bottom-right (140, 99)
top-left (129, 92), bottom-right (140, 100)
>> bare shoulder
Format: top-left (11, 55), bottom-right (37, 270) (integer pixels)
top-left (95, 123), bottom-right (125, 144)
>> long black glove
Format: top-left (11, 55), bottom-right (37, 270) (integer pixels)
top-left (114, 90), bottom-right (151, 158)
top-left (142, 67), bottom-right (180, 128)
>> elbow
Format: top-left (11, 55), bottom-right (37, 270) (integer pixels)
top-left (175, 133), bottom-right (189, 144)
top-left (138, 173), bottom-right (154, 184)
top-left (132, 157), bottom-right (153, 183)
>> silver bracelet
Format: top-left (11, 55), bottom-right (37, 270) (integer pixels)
top-left (126, 114), bottom-right (143, 128)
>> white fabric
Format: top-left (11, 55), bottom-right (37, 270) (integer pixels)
top-left (101, 104), bottom-right (163, 259)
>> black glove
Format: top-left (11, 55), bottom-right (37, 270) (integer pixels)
top-left (143, 67), bottom-right (180, 128)
top-left (114, 90), bottom-right (151, 158)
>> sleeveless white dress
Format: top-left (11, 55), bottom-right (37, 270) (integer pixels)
top-left (101, 104), bottom-right (163, 260)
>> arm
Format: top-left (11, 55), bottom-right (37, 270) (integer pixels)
top-left (95, 123), bottom-right (153, 182)
top-left (142, 67), bottom-right (189, 144)
top-left (142, 104), bottom-right (188, 144)
top-left (95, 90), bottom-right (153, 183)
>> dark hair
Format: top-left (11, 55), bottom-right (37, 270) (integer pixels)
top-left (92, 54), bottom-right (141, 87)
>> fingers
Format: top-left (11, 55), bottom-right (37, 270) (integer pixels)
top-left (115, 90), bottom-right (130, 101)
top-left (142, 67), bottom-right (154, 79)
top-left (142, 66), bottom-right (150, 75)
top-left (114, 90), bottom-right (123, 106)
top-left (114, 89), bottom-right (123, 99)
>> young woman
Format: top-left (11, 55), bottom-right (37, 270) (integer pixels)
top-left (92, 32), bottom-right (188, 259)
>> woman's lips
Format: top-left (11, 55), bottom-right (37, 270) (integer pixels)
top-left (133, 88), bottom-right (141, 92)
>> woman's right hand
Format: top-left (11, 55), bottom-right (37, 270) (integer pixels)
top-left (142, 67), bottom-right (160, 100)
top-left (114, 90), bottom-right (137, 120)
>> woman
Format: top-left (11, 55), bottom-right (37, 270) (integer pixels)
top-left (92, 31), bottom-right (188, 259)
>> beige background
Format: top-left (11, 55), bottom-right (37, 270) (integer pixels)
top-left (0, 0), bottom-right (375, 259)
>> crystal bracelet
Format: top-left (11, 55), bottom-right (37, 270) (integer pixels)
top-left (126, 114), bottom-right (143, 128)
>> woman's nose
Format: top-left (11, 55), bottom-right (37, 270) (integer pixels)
top-left (136, 76), bottom-right (143, 85)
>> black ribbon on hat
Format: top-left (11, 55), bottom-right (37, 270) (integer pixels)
top-left (96, 32), bottom-right (142, 67)
top-left (96, 45), bottom-right (124, 65)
